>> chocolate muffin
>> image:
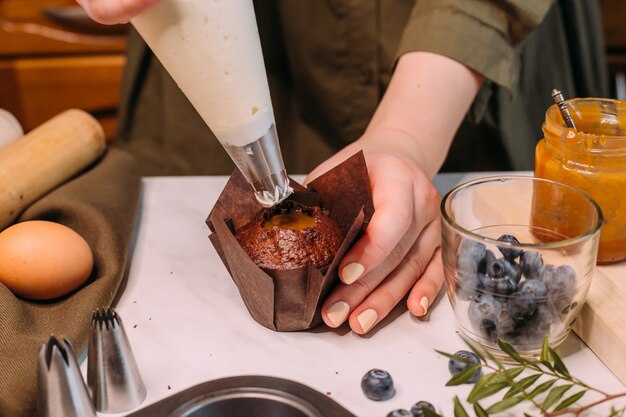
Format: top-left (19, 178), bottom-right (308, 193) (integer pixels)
top-left (235, 200), bottom-right (344, 270)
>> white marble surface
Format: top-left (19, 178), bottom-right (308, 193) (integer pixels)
top-left (96, 173), bottom-right (626, 417)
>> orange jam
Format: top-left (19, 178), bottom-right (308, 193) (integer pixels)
top-left (534, 98), bottom-right (626, 263)
top-left (262, 210), bottom-right (315, 231)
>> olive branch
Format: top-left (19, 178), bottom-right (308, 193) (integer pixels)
top-left (430, 337), bottom-right (626, 417)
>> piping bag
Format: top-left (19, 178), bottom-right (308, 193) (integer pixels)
top-left (132, 0), bottom-right (292, 207)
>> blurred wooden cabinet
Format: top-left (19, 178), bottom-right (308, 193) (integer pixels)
top-left (601, 0), bottom-right (626, 99)
top-left (0, 0), bottom-right (128, 142)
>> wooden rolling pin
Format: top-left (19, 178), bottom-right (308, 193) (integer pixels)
top-left (0, 109), bottom-right (106, 231)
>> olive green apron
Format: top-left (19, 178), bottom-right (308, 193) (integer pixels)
top-left (115, 0), bottom-right (607, 176)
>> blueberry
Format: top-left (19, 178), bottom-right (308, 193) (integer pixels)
top-left (487, 258), bottom-right (522, 282)
top-left (459, 239), bottom-right (486, 263)
top-left (545, 265), bottom-right (577, 314)
top-left (410, 401), bottom-right (436, 417)
top-left (468, 295), bottom-right (501, 341)
top-left (456, 272), bottom-right (481, 301)
top-left (519, 279), bottom-right (548, 299)
top-left (518, 305), bottom-right (554, 347)
top-left (497, 234), bottom-right (523, 260)
top-left (483, 276), bottom-right (517, 297)
top-left (520, 251), bottom-right (544, 279)
top-left (478, 250), bottom-right (496, 274)
top-left (554, 264), bottom-right (576, 283)
top-left (457, 252), bottom-right (479, 277)
top-left (387, 410), bottom-right (412, 417)
top-left (495, 304), bottom-right (516, 334)
top-left (448, 350), bottom-right (483, 383)
top-left (507, 291), bottom-right (537, 321)
top-left (541, 264), bottom-right (555, 281)
top-left (361, 369), bottom-right (395, 401)
top-left (477, 273), bottom-right (491, 291)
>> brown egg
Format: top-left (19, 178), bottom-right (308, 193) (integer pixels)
top-left (0, 220), bottom-right (94, 300)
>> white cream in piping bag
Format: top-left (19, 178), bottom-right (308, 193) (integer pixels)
top-left (131, 0), bottom-right (275, 147)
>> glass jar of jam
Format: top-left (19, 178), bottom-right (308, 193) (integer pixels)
top-left (534, 98), bottom-right (626, 263)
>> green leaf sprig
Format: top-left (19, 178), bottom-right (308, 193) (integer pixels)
top-left (434, 337), bottom-right (626, 417)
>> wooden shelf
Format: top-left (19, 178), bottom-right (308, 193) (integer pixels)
top-left (0, 0), bottom-right (127, 142)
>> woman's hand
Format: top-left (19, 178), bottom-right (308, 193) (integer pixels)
top-left (305, 130), bottom-right (443, 334)
top-left (307, 51), bottom-right (484, 334)
top-left (75, 0), bottom-right (159, 24)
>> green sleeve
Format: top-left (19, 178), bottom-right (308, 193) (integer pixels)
top-left (396, 0), bottom-right (555, 91)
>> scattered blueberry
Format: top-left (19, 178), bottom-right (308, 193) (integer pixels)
top-left (520, 251), bottom-right (544, 279)
top-left (448, 350), bottom-right (483, 383)
top-left (386, 409), bottom-right (412, 417)
top-left (497, 234), bottom-right (523, 260)
top-left (410, 401), bottom-right (436, 417)
top-left (361, 369), bottom-right (395, 401)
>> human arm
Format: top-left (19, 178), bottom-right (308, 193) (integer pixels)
top-left (306, 51), bottom-right (483, 333)
top-left (75, 0), bottom-right (159, 24)
top-left (307, 0), bottom-right (556, 335)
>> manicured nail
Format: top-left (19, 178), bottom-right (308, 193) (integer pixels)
top-left (326, 301), bottom-right (350, 327)
top-left (419, 296), bottom-right (429, 316)
top-left (357, 309), bottom-right (378, 333)
top-left (341, 263), bottom-right (364, 284)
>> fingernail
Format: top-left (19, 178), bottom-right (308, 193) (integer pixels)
top-left (356, 309), bottom-right (378, 333)
top-left (326, 301), bottom-right (350, 327)
top-left (419, 296), bottom-right (429, 316)
top-left (341, 263), bottom-right (364, 284)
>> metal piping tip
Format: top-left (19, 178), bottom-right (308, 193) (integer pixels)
top-left (37, 336), bottom-right (96, 417)
top-left (221, 123), bottom-right (293, 207)
top-left (87, 308), bottom-right (146, 413)
top-left (551, 89), bottom-right (577, 130)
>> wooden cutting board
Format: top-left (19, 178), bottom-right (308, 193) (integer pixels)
top-left (574, 261), bottom-right (626, 385)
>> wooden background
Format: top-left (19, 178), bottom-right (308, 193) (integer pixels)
top-left (0, 0), bottom-right (127, 142)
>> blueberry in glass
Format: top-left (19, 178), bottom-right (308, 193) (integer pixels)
top-left (459, 239), bottom-right (487, 263)
top-left (517, 305), bottom-right (554, 347)
top-left (468, 295), bottom-right (501, 341)
top-left (520, 251), bottom-right (544, 279)
top-left (496, 234), bottom-right (523, 260)
top-left (456, 271), bottom-right (482, 301)
top-left (507, 291), bottom-right (537, 321)
top-left (519, 279), bottom-right (548, 299)
top-left (361, 369), bottom-right (395, 401)
top-left (545, 264), bottom-right (577, 314)
top-left (487, 258), bottom-right (522, 283)
top-left (482, 274), bottom-right (517, 298)
top-left (478, 249), bottom-right (496, 274)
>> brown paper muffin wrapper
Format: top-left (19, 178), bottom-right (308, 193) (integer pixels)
top-left (206, 151), bottom-right (374, 331)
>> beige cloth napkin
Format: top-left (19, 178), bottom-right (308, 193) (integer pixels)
top-left (0, 148), bottom-right (141, 417)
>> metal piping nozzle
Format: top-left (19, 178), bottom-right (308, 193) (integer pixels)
top-left (37, 336), bottom-right (97, 417)
top-left (87, 308), bottom-right (146, 413)
top-left (222, 123), bottom-right (293, 207)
